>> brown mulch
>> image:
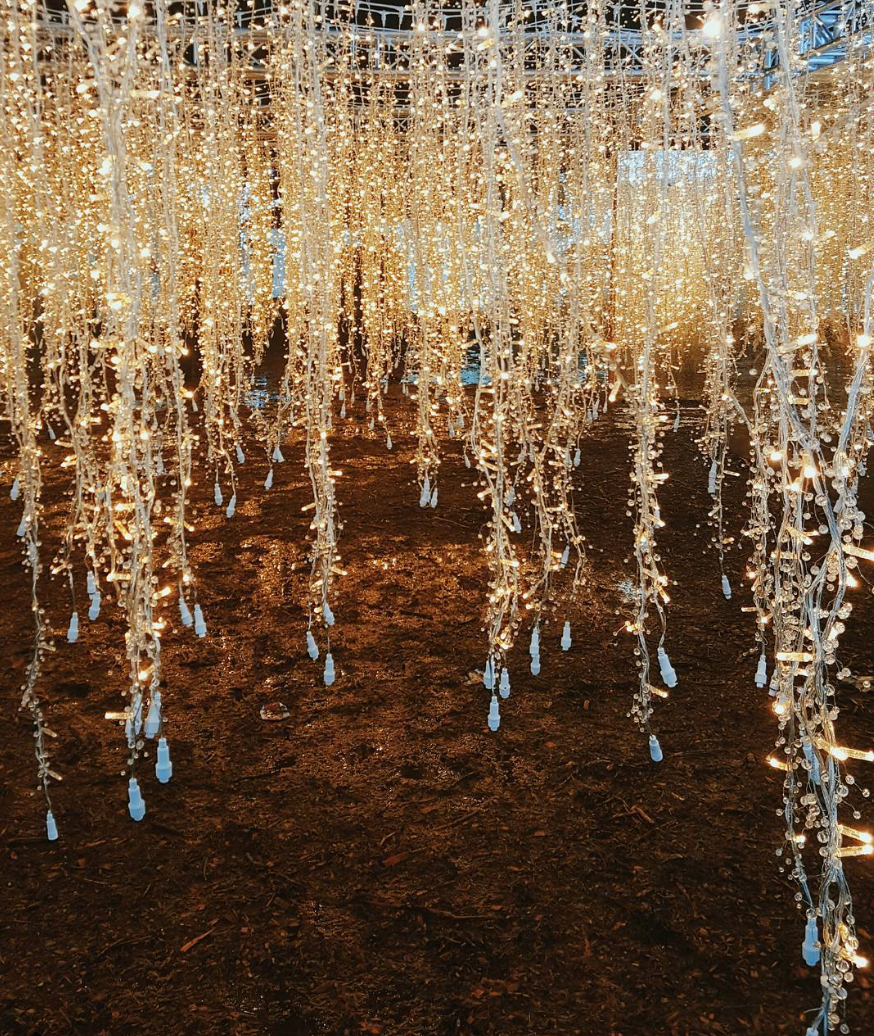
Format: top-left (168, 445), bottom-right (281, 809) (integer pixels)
top-left (1, 377), bottom-right (873, 1036)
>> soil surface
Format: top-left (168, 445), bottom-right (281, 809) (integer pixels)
top-left (1, 369), bottom-right (873, 1036)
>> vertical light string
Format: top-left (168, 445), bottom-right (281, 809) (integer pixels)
top-left (0, 5), bottom-right (872, 1025)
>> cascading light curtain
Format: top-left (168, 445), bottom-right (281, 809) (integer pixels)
top-left (2, 0), bottom-right (874, 1030)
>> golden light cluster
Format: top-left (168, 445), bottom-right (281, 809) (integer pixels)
top-left (2, 1), bottom-right (874, 1030)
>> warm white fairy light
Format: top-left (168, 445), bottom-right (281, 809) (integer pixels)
top-left (1, 1), bottom-right (873, 1029)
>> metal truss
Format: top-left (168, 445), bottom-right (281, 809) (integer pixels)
top-left (29, 0), bottom-right (873, 83)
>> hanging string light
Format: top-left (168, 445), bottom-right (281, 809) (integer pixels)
top-left (2, 1), bottom-right (874, 1029)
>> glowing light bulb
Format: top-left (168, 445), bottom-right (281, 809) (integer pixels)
top-left (702, 12), bottom-right (722, 39)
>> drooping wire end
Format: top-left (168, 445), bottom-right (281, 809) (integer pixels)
top-left (156, 737), bottom-right (173, 784)
top-left (128, 778), bottom-right (146, 822)
top-left (488, 694), bottom-right (500, 732)
top-left (306, 629), bottom-right (319, 660)
top-left (802, 915), bottom-right (820, 967)
top-left (657, 646), bottom-right (677, 688)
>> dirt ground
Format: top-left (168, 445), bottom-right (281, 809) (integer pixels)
top-left (1, 372), bottom-right (873, 1036)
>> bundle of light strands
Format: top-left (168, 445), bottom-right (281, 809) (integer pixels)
top-left (2, 0), bottom-right (874, 1028)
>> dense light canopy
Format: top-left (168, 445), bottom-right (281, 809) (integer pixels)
top-left (3, 0), bottom-right (874, 1031)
